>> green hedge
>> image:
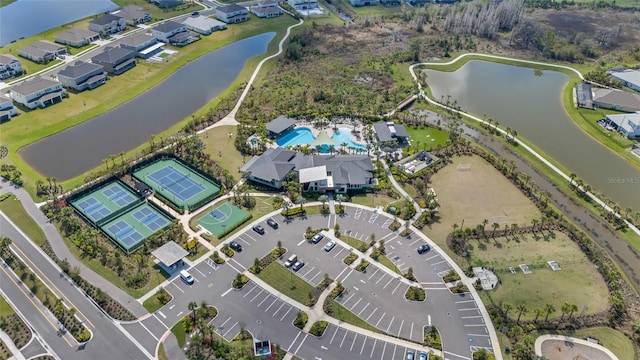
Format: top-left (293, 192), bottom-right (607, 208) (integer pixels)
top-left (294, 311), bottom-right (308, 329)
top-left (405, 286), bottom-right (425, 301)
top-left (309, 321), bottom-right (328, 337)
top-left (344, 253), bottom-right (358, 265)
top-left (355, 259), bottom-right (370, 272)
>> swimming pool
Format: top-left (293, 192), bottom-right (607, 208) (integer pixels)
top-left (276, 127), bottom-right (367, 153)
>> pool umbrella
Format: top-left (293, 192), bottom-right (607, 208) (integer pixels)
top-left (309, 130), bottom-right (338, 146)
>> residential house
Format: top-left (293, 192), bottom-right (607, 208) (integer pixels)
top-left (265, 115), bottom-right (297, 138)
top-left (215, 4), bottom-right (249, 24)
top-left (120, 33), bottom-right (162, 58)
top-left (609, 69), bottom-right (640, 92)
top-left (592, 88), bottom-right (640, 113)
top-left (0, 98), bottom-right (18, 122)
top-left (88, 13), bottom-right (127, 34)
top-left (91, 46), bottom-right (136, 75)
top-left (18, 40), bottom-right (66, 64)
top-left (240, 147), bottom-right (376, 193)
top-left (11, 77), bottom-right (66, 109)
top-left (152, 20), bottom-right (186, 42)
top-left (114, 5), bottom-right (151, 26)
top-left (575, 83), bottom-right (593, 109)
top-left (182, 15), bottom-right (227, 35)
top-left (0, 54), bottom-right (23, 80)
top-left (379, 0), bottom-right (401, 6)
top-left (55, 28), bottom-right (100, 48)
top-left (604, 112), bottom-right (640, 139)
top-left (407, 0), bottom-right (430, 5)
top-left (373, 122), bottom-right (409, 146)
top-left (148, 0), bottom-right (184, 9)
top-left (349, 0), bottom-right (377, 7)
top-left (56, 61), bottom-right (106, 92)
top-left (287, 0), bottom-right (319, 10)
top-left (251, 0), bottom-right (282, 18)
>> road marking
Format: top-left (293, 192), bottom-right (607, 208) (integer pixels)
top-left (340, 328), bottom-right (348, 348)
top-left (265, 298), bottom-right (278, 312)
top-left (350, 334), bottom-right (358, 351)
top-left (409, 239), bottom-right (420, 246)
top-left (243, 284), bottom-right (257, 298)
top-left (421, 282), bottom-right (443, 285)
top-left (218, 316), bottom-right (232, 329)
top-left (309, 270), bottom-right (322, 284)
top-left (169, 304), bottom-right (175, 310)
top-left (223, 322), bottom-right (238, 338)
top-left (368, 268), bottom-right (380, 280)
top-left (459, 308), bottom-right (479, 311)
top-left (383, 277), bottom-right (394, 289)
top-left (221, 288), bottom-right (233, 297)
top-left (375, 313), bottom-right (386, 327)
top-left (341, 269), bottom-right (354, 283)
top-left (425, 254), bottom-right (439, 261)
top-left (379, 341), bottom-right (387, 360)
top-left (366, 308), bottom-right (378, 322)
top-left (431, 260), bottom-right (447, 266)
top-left (428, 315), bottom-right (431, 325)
top-left (139, 321), bottom-right (159, 341)
top-left (250, 289), bottom-right (264, 302)
top-left (357, 302), bottom-right (370, 316)
top-left (410, 322), bottom-right (414, 339)
top-left (293, 333), bottom-right (308, 354)
top-left (273, 302), bottom-right (286, 317)
top-left (391, 344), bottom-right (398, 360)
top-left (176, 311), bottom-right (183, 317)
top-left (171, 282), bottom-right (184, 293)
top-left (227, 261), bottom-right (243, 273)
top-left (456, 300), bottom-right (475, 304)
top-left (391, 282), bottom-right (402, 295)
top-left (335, 267), bottom-right (348, 280)
top-left (239, 238), bottom-right (252, 245)
top-left (397, 319), bottom-right (404, 337)
top-left (343, 293), bottom-right (355, 305)
top-left (288, 331), bottom-right (302, 351)
top-left (297, 239), bottom-right (306, 246)
top-left (444, 351), bottom-right (471, 360)
top-left (333, 248), bottom-right (345, 258)
top-left (321, 346), bottom-right (328, 350)
top-left (422, 287), bottom-right (448, 290)
top-left (280, 305), bottom-right (293, 321)
top-left (258, 294), bottom-right (271, 307)
top-left (360, 336), bottom-right (368, 355)
top-left (468, 333), bottom-right (490, 337)
top-left (370, 338), bottom-right (377, 358)
top-left (461, 316), bottom-right (483, 319)
top-left (375, 273), bottom-right (386, 284)
top-left (360, 279), bottom-right (366, 284)
top-left (301, 267), bottom-right (315, 278)
top-left (154, 314), bottom-right (169, 329)
top-left (330, 326), bottom-right (339, 344)
top-left (349, 297), bottom-right (362, 311)
top-left (464, 324), bottom-right (487, 327)
top-left (386, 317), bottom-right (395, 333)
top-left (157, 311), bottom-right (166, 319)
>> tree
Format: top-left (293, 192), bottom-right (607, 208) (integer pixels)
top-left (318, 194), bottom-right (329, 210)
top-left (516, 304), bottom-right (527, 324)
top-left (335, 194), bottom-right (346, 207)
top-left (560, 302), bottom-right (571, 320)
top-left (491, 222), bottom-right (500, 237)
top-left (502, 302), bottom-right (512, 317)
top-left (296, 196), bottom-right (306, 211)
top-left (533, 308), bottom-right (544, 323)
top-left (568, 303), bottom-right (578, 320)
top-left (569, 173), bottom-right (576, 187)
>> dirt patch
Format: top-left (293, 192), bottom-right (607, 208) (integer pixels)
top-left (541, 338), bottom-right (615, 360)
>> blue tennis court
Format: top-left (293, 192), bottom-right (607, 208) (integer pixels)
top-left (107, 220), bottom-right (144, 247)
top-left (132, 207), bottom-right (170, 232)
top-left (102, 185), bottom-right (136, 207)
top-left (76, 197), bottom-right (112, 221)
top-left (209, 209), bottom-right (225, 220)
top-left (147, 166), bottom-right (205, 202)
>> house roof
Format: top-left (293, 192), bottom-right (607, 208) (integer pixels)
top-left (115, 5), bottom-right (149, 21)
top-left (314, 155), bottom-right (373, 185)
top-left (11, 77), bottom-right (60, 96)
top-left (151, 241), bottom-right (189, 266)
top-left (168, 31), bottom-right (192, 42)
top-left (253, 7), bottom-right (281, 15)
top-left (91, 46), bottom-right (134, 64)
top-left (55, 28), bottom-right (99, 43)
top-left (576, 83), bottom-right (592, 104)
top-left (57, 61), bottom-right (103, 79)
top-left (258, 0), bottom-right (279, 6)
top-left (153, 20), bottom-right (184, 33)
top-left (20, 40), bottom-right (63, 58)
top-left (606, 112), bottom-right (640, 134)
top-left (34, 40), bottom-right (64, 52)
top-left (182, 15), bottom-right (227, 30)
top-left (217, 4), bottom-right (247, 13)
top-left (299, 166), bottom-right (327, 183)
top-left (266, 115), bottom-right (297, 134)
top-left (593, 88), bottom-right (640, 110)
top-left (90, 13), bottom-right (123, 25)
top-left (373, 122), bottom-right (409, 142)
top-left (120, 33), bottom-right (156, 47)
top-left (610, 69), bottom-right (640, 88)
top-left (240, 147), bottom-right (297, 182)
top-left (0, 54), bottom-right (20, 65)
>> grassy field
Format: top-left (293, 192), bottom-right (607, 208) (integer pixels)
top-left (2, 14), bottom-right (298, 197)
top-left (0, 194), bottom-right (46, 246)
top-left (425, 155), bottom-right (541, 252)
top-left (142, 295), bottom-right (165, 314)
top-left (475, 232), bottom-right (608, 321)
top-left (351, 193), bottom-right (401, 208)
top-left (199, 125), bottom-right (244, 177)
top-left (376, 255), bottom-right (402, 275)
top-left (171, 319), bottom-right (186, 347)
top-left (0, 296), bottom-right (14, 317)
top-left (338, 235), bottom-right (366, 250)
top-left (257, 262), bottom-right (314, 305)
top-left (331, 300), bottom-right (381, 333)
top-left (405, 125), bottom-right (450, 151)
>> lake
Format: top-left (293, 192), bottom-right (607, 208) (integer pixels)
top-left (424, 60), bottom-right (640, 210)
top-left (20, 32), bottom-right (276, 181)
top-left (0, 0), bottom-right (118, 46)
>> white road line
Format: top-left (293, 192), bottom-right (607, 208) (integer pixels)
top-left (444, 351), bottom-right (471, 360)
top-left (360, 335), bottom-right (367, 355)
top-left (431, 260), bottom-right (447, 266)
top-left (293, 333), bottom-right (308, 354)
top-left (273, 302), bottom-right (286, 317)
top-left (218, 316), bottom-right (232, 329)
top-left (350, 334), bottom-right (358, 351)
top-left (309, 270), bottom-right (322, 284)
top-left (154, 314), bottom-right (169, 329)
top-left (369, 338), bottom-right (377, 357)
top-left (464, 324), bottom-right (487, 327)
top-left (330, 326), bottom-right (339, 344)
top-left (227, 261), bottom-right (243, 273)
top-left (375, 273), bottom-right (386, 284)
top-left (301, 267), bottom-right (315, 278)
top-left (456, 300), bottom-right (475, 304)
top-left (380, 341), bottom-right (387, 360)
top-left (461, 316), bottom-right (483, 319)
top-left (343, 293), bottom-right (355, 305)
top-left (408, 239), bottom-right (420, 246)
top-left (428, 315), bottom-right (431, 325)
top-left (420, 282), bottom-right (443, 285)
top-left (250, 289), bottom-right (264, 302)
top-left (368, 268), bottom-right (380, 280)
top-left (265, 297), bottom-right (278, 312)
top-left (223, 322), bottom-right (238, 338)
top-left (468, 333), bottom-right (491, 337)
top-left (288, 332), bottom-right (302, 351)
top-left (410, 322), bottom-right (414, 339)
top-left (297, 239), bottom-right (306, 246)
top-left (422, 287), bottom-right (449, 290)
top-left (221, 288), bottom-right (232, 297)
top-left (383, 277), bottom-right (394, 289)
top-left (357, 302), bottom-right (370, 316)
top-left (391, 282), bottom-right (402, 295)
top-left (458, 308), bottom-right (479, 311)
top-left (365, 308), bottom-right (378, 322)
top-left (243, 285), bottom-right (257, 298)
top-left (396, 319), bottom-right (404, 337)
top-left (258, 294), bottom-right (271, 307)
top-left (194, 267), bottom-right (207, 278)
top-left (139, 321), bottom-right (159, 341)
top-left (157, 311), bottom-right (166, 319)
top-left (171, 282), bottom-right (184, 293)
top-left (280, 305), bottom-right (293, 321)
top-left (340, 329), bottom-right (348, 348)
top-left (349, 297), bottom-right (362, 311)
top-left (335, 267), bottom-right (348, 280)
top-left (425, 254), bottom-right (439, 261)
top-left (333, 248), bottom-right (345, 258)
top-left (375, 313), bottom-right (386, 327)
top-left (341, 269), bottom-right (354, 283)
top-left (391, 344), bottom-right (398, 360)
top-left (386, 317), bottom-right (395, 333)
top-left (239, 238), bottom-right (251, 245)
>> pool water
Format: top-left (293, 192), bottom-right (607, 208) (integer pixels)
top-left (276, 127), bottom-right (367, 153)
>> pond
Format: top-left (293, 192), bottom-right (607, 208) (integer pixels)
top-left (0, 0), bottom-right (118, 46)
top-left (424, 60), bottom-right (640, 209)
top-left (20, 32), bottom-right (276, 181)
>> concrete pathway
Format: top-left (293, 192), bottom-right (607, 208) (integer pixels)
top-left (0, 330), bottom-right (26, 360)
top-left (534, 334), bottom-right (619, 360)
top-left (380, 159), bottom-right (422, 220)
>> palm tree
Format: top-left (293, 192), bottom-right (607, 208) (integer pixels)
top-left (481, 219), bottom-right (488, 232)
top-left (336, 194), bottom-right (345, 207)
top-left (491, 222), bottom-right (499, 237)
top-left (516, 304), bottom-right (528, 324)
top-left (533, 308), bottom-right (544, 323)
top-left (560, 302), bottom-right (571, 320)
top-left (502, 302), bottom-right (512, 317)
top-left (318, 195), bottom-right (329, 210)
top-left (569, 173), bottom-right (576, 188)
top-left (568, 303), bottom-right (578, 320)
top-left (544, 303), bottom-right (555, 322)
top-left (296, 196), bottom-right (306, 211)
top-left (531, 218), bottom-right (539, 232)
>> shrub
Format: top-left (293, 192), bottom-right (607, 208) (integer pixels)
top-left (355, 260), bottom-right (370, 272)
top-left (399, 228), bottom-right (413, 237)
top-left (281, 207), bottom-right (306, 218)
top-left (323, 298), bottom-right (334, 316)
top-left (424, 326), bottom-right (442, 350)
top-left (344, 253), bottom-right (358, 265)
top-left (293, 311), bottom-right (308, 329)
top-left (443, 269), bottom-right (461, 283)
top-left (232, 273), bottom-right (249, 289)
top-left (404, 267), bottom-right (416, 281)
top-left (156, 288), bottom-right (172, 305)
top-left (388, 221), bottom-right (401, 231)
top-left (305, 228), bottom-right (322, 240)
top-left (328, 281), bottom-right (345, 299)
top-left (405, 286), bottom-right (425, 301)
top-left (451, 282), bottom-right (469, 294)
top-left (304, 291), bottom-right (317, 307)
top-left (309, 321), bottom-right (328, 337)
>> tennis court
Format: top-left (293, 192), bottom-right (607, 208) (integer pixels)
top-left (133, 158), bottom-right (220, 210)
top-left (196, 202), bottom-right (251, 238)
top-left (102, 203), bottom-right (172, 253)
top-left (70, 181), bottom-right (140, 223)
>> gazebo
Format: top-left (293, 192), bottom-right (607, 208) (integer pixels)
top-left (151, 241), bottom-right (189, 274)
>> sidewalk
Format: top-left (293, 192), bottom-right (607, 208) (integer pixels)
top-left (0, 330), bottom-right (25, 360)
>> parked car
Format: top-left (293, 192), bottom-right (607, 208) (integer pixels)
top-left (253, 225), bottom-right (265, 235)
top-left (406, 350), bottom-right (415, 360)
top-left (419, 351), bottom-right (428, 360)
top-left (291, 260), bottom-right (305, 272)
top-left (266, 218), bottom-right (278, 229)
top-left (179, 270), bottom-right (194, 285)
top-left (284, 254), bottom-right (297, 268)
top-left (324, 241), bottom-right (336, 252)
top-left (192, 11), bottom-right (199, 15)
top-left (311, 233), bottom-right (324, 244)
top-left (229, 241), bottom-right (242, 252)
top-left (416, 244), bottom-right (430, 254)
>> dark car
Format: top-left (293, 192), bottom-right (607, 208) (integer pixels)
top-left (266, 218), bottom-right (278, 229)
top-left (291, 260), bottom-right (305, 272)
top-left (229, 241), bottom-right (242, 252)
top-left (192, 11), bottom-right (199, 15)
top-left (253, 225), bottom-right (265, 235)
top-left (311, 233), bottom-right (324, 244)
top-left (417, 244), bottom-right (430, 254)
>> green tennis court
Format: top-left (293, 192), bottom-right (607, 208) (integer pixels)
top-left (133, 158), bottom-right (221, 211)
top-left (70, 181), bottom-right (140, 223)
top-left (196, 202), bottom-right (251, 238)
top-left (102, 202), bottom-right (172, 253)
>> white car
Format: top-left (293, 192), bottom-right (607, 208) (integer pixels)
top-left (324, 241), bottom-right (336, 252)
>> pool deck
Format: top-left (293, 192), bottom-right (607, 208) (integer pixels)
top-left (268, 120), bottom-right (368, 151)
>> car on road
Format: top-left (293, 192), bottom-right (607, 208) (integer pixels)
top-left (324, 241), bottom-right (336, 252)
top-left (192, 11), bottom-right (199, 15)
top-left (284, 254), bottom-right (297, 268)
top-left (291, 260), bottom-right (305, 272)
top-left (229, 241), bottom-right (242, 252)
top-left (180, 270), bottom-right (194, 285)
top-left (419, 351), bottom-right (428, 360)
top-left (266, 218), bottom-right (278, 229)
top-left (406, 350), bottom-right (415, 360)
top-left (417, 244), bottom-right (430, 254)
top-left (253, 225), bottom-right (265, 235)
top-left (311, 233), bottom-right (324, 244)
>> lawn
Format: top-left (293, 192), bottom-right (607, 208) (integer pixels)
top-left (0, 296), bottom-right (14, 317)
top-left (199, 125), bottom-right (244, 178)
top-left (257, 262), bottom-right (314, 305)
top-left (350, 193), bottom-right (401, 208)
top-left (171, 320), bottom-right (186, 347)
top-left (474, 232), bottom-right (608, 321)
top-left (405, 125), bottom-right (450, 151)
top-left (338, 235), bottom-right (366, 250)
top-left (555, 327), bottom-right (635, 360)
top-left (376, 255), bottom-right (402, 275)
top-left (158, 343), bottom-right (169, 360)
top-left (330, 300), bottom-right (381, 333)
top-left (424, 155), bottom-right (541, 252)
top-left (0, 194), bottom-right (46, 246)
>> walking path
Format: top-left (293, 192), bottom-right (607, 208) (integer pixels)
top-left (380, 159), bottom-right (422, 220)
top-left (534, 334), bottom-right (619, 360)
top-left (0, 330), bottom-right (26, 360)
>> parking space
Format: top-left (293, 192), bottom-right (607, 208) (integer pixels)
top-left (383, 233), bottom-right (454, 284)
top-left (338, 207), bottom-right (396, 241)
